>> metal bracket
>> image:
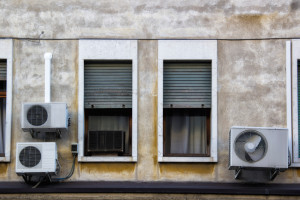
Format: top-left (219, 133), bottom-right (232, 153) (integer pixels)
top-left (56, 129), bottom-right (62, 139)
top-left (29, 129), bottom-right (37, 138)
top-left (270, 169), bottom-right (280, 181)
top-left (235, 167), bottom-right (242, 179)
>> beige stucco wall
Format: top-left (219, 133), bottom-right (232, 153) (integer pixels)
top-left (0, 0), bottom-right (299, 186)
top-left (1, 0), bottom-right (300, 39)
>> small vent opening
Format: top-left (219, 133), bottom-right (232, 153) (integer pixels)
top-left (19, 146), bottom-right (41, 168)
top-left (27, 105), bottom-right (48, 126)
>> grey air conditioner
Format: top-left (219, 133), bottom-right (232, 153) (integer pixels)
top-left (16, 142), bottom-right (58, 176)
top-left (229, 126), bottom-right (288, 171)
top-left (21, 102), bottom-right (69, 133)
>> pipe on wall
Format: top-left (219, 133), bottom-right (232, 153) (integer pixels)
top-left (44, 53), bottom-right (52, 103)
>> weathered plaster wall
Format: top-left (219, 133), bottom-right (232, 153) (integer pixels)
top-left (0, 0), bottom-right (298, 186)
top-left (1, 0), bottom-right (300, 39)
top-left (11, 39), bottom-right (78, 181)
top-left (4, 38), bottom-right (293, 183)
top-left (217, 40), bottom-right (291, 183)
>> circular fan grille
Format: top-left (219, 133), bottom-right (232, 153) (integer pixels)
top-left (234, 130), bottom-right (267, 163)
top-left (27, 105), bottom-right (48, 126)
top-left (19, 146), bottom-right (41, 168)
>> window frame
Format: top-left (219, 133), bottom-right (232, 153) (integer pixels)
top-left (0, 39), bottom-right (12, 162)
top-left (157, 40), bottom-right (218, 162)
top-left (78, 40), bottom-right (138, 162)
top-left (287, 40), bottom-right (300, 166)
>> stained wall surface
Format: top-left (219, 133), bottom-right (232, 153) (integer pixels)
top-left (0, 0), bottom-right (299, 185)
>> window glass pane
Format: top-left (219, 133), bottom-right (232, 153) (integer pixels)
top-left (164, 108), bottom-right (209, 156)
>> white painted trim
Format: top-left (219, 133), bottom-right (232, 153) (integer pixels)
top-left (291, 40), bottom-right (300, 164)
top-left (0, 39), bottom-right (13, 162)
top-left (78, 156), bottom-right (136, 162)
top-left (44, 53), bottom-right (52, 103)
top-left (78, 40), bottom-right (138, 162)
top-left (158, 156), bottom-right (217, 163)
top-left (157, 40), bottom-right (218, 163)
top-left (286, 41), bottom-right (293, 165)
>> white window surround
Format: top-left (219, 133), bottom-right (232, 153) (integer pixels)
top-left (287, 40), bottom-right (300, 167)
top-left (0, 39), bottom-right (13, 162)
top-left (157, 40), bottom-right (218, 162)
top-left (78, 40), bottom-right (138, 162)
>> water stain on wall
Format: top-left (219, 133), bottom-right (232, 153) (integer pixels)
top-left (80, 163), bottom-right (136, 174)
top-left (0, 164), bottom-right (8, 177)
top-left (159, 163), bottom-right (215, 175)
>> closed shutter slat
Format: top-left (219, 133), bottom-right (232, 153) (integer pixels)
top-left (84, 63), bottom-right (132, 108)
top-left (163, 62), bottom-right (211, 108)
top-left (0, 61), bottom-right (6, 81)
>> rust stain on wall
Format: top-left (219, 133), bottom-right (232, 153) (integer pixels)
top-left (160, 163), bottom-right (215, 175)
top-left (0, 164), bottom-right (8, 176)
top-left (80, 163), bottom-right (136, 174)
top-left (153, 95), bottom-right (158, 166)
top-left (296, 169), bottom-right (300, 177)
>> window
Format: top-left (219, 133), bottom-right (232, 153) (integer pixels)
top-left (84, 61), bottom-right (132, 156)
top-left (287, 40), bottom-right (300, 166)
top-left (158, 40), bottom-right (217, 162)
top-left (78, 40), bottom-right (137, 162)
top-left (163, 61), bottom-right (211, 157)
top-left (0, 39), bottom-right (12, 162)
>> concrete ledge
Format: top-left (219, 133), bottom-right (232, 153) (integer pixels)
top-left (0, 181), bottom-right (300, 195)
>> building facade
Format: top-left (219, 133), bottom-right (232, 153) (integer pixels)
top-left (0, 0), bottom-right (300, 199)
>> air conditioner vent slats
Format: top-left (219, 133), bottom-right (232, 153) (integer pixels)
top-left (88, 131), bottom-right (125, 153)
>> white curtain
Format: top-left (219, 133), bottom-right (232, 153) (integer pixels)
top-left (0, 98), bottom-right (6, 155)
top-left (88, 116), bottom-right (129, 153)
top-left (169, 115), bottom-right (207, 154)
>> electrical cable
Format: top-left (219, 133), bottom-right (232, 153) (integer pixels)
top-left (288, 148), bottom-right (292, 167)
top-left (51, 154), bottom-right (77, 182)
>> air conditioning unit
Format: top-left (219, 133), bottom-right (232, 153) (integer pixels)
top-left (229, 126), bottom-right (288, 170)
top-left (16, 142), bottom-right (58, 176)
top-left (88, 131), bottom-right (125, 153)
top-left (21, 102), bottom-right (68, 133)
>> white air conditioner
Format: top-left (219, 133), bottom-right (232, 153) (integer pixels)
top-left (16, 142), bottom-right (58, 176)
top-left (21, 102), bottom-right (68, 133)
top-left (229, 126), bottom-right (288, 170)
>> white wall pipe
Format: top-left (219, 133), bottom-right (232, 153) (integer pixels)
top-left (44, 53), bottom-right (52, 103)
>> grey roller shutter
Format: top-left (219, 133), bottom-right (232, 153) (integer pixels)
top-left (163, 62), bottom-right (211, 108)
top-left (84, 62), bottom-right (132, 108)
top-left (0, 61), bottom-right (6, 81)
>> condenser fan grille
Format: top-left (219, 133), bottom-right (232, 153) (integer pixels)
top-left (19, 146), bottom-right (41, 168)
top-left (27, 105), bottom-right (48, 126)
top-left (234, 130), bottom-right (267, 163)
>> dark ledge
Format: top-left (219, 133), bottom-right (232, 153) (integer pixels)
top-left (0, 181), bottom-right (299, 195)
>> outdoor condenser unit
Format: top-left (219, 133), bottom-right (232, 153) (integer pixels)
top-left (21, 102), bottom-right (68, 133)
top-left (229, 126), bottom-right (288, 180)
top-left (16, 142), bottom-right (58, 176)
